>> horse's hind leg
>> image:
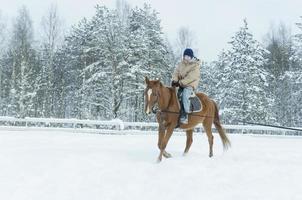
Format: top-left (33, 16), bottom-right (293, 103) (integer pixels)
top-left (183, 129), bottom-right (193, 155)
top-left (203, 120), bottom-right (214, 157)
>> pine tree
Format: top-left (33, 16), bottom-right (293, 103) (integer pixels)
top-left (203, 50), bottom-right (229, 99)
top-left (78, 5), bottom-right (128, 120)
top-left (7, 6), bottom-right (38, 117)
top-left (0, 3), bottom-right (176, 121)
top-left (217, 20), bottom-right (272, 124)
top-left (123, 4), bottom-right (171, 121)
top-left (60, 18), bottom-right (92, 119)
top-left (286, 17), bottom-right (302, 126)
top-left (0, 12), bottom-right (8, 116)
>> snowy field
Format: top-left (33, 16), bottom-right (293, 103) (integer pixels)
top-left (1, 129), bottom-right (302, 200)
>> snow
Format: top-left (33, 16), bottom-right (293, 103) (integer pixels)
top-left (1, 129), bottom-right (302, 200)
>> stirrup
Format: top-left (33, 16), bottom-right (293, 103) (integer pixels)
top-left (180, 116), bottom-right (188, 124)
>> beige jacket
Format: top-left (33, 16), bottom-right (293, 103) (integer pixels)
top-left (172, 58), bottom-right (201, 90)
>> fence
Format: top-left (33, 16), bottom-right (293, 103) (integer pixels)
top-left (0, 116), bottom-right (301, 136)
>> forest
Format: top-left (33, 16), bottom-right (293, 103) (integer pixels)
top-left (0, 1), bottom-right (301, 126)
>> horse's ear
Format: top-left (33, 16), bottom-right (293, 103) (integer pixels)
top-left (154, 77), bottom-right (160, 83)
top-left (155, 79), bottom-right (162, 87)
top-left (145, 76), bottom-right (149, 85)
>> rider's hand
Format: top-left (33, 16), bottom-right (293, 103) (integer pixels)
top-left (171, 80), bottom-right (180, 87)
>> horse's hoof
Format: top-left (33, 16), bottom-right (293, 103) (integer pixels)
top-left (157, 158), bottom-right (162, 163)
top-left (209, 154), bottom-right (213, 158)
top-left (183, 152), bottom-right (188, 156)
top-left (163, 151), bottom-right (172, 158)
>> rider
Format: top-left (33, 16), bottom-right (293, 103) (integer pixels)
top-left (171, 48), bottom-right (201, 124)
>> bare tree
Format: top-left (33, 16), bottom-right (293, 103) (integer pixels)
top-left (0, 10), bottom-right (6, 114)
top-left (40, 4), bottom-right (63, 117)
top-left (175, 27), bottom-right (196, 60)
top-left (116, 0), bottom-right (131, 25)
top-left (41, 4), bottom-right (62, 54)
top-left (264, 22), bottom-right (295, 126)
top-left (264, 22), bottom-right (292, 77)
top-left (0, 11), bottom-right (6, 54)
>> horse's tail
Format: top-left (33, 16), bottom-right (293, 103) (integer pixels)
top-left (213, 100), bottom-right (231, 150)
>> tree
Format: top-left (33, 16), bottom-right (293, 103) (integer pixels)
top-left (123, 4), bottom-right (171, 121)
top-left (116, 0), bottom-right (131, 26)
top-left (0, 11), bottom-right (8, 116)
top-left (175, 27), bottom-right (196, 61)
top-left (264, 23), bottom-right (299, 126)
top-left (285, 16), bottom-right (302, 126)
top-left (201, 50), bottom-right (229, 99)
top-left (216, 20), bottom-right (272, 124)
top-left (0, 11), bottom-right (6, 54)
top-left (0, 2), bottom-right (175, 121)
top-left (264, 23), bottom-right (293, 76)
top-left (7, 6), bottom-right (38, 117)
top-left (38, 4), bottom-right (63, 117)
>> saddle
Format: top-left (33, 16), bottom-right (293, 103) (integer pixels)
top-left (173, 87), bottom-right (203, 128)
top-left (177, 87), bottom-right (203, 114)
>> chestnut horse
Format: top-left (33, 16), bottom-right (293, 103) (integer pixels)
top-left (144, 77), bottom-right (231, 162)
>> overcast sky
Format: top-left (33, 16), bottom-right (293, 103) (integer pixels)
top-left (1, 0), bottom-right (302, 61)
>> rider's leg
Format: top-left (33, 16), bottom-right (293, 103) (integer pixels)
top-left (180, 87), bottom-right (193, 123)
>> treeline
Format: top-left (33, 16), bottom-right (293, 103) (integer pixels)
top-left (0, 2), bottom-right (301, 126)
top-left (0, 3), bottom-right (174, 122)
top-left (201, 20), bottom-right (302, 126)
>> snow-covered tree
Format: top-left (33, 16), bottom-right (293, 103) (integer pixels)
top-left (37, 4), bottom-right (63, 117)
top-left (285, 17), bottom-right (302, 126)
top-left (216, 20), bottom-right (273, 124)
top-left (122, 4), bottom-right (171, 121)
top-left (0, 11), bottom-right (8, 116)
top-left (0, 11), bottom-right (5, 54)
top-left (201, 50), bottom-right (229, 99)
top-left (6, 6), bottom-right (39, 117)
top-left (79, 5), bottom-right (128, 119)
top-left (264, 23), bottom-right (297, 125)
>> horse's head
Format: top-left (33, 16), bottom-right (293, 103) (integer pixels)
top-left (144, 76), bottom-right (162, 115)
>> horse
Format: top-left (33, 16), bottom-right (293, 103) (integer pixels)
top-left (144, 77), bottom-right (231, 162)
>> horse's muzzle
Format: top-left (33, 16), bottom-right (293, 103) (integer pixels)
top-left (151, 105), bottom-right (159, 114)
top-left (145, 106), bottom-right (151, 115)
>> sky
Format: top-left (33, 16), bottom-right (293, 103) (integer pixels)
top-left (0, 0), bottom-right (302, 61)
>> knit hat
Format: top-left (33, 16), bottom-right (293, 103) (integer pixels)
top-left (183, 48), bottom-right (194, 59)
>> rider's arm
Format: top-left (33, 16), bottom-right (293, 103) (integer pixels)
top-left (172, 64), bottom-right (180, 81)
top-left (179, 64), bottom-right (200, 87)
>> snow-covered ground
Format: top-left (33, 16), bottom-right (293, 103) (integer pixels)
top-left (0, 129), bottom-right (302, 200)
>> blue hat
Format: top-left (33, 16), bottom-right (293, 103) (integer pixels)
top-left (183, 48), bottom-right (194, 58)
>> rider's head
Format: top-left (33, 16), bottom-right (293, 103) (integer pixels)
top-left (183, 48), bottom-right (194, 61)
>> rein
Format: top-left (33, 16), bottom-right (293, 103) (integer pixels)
top-left (238, 121), bottom-right (302, 132)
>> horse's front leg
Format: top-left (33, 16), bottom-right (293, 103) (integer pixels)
top-left (157, 124), bottom-right (172, 159)
top-left (158, 126), bottom-right (174, 162)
